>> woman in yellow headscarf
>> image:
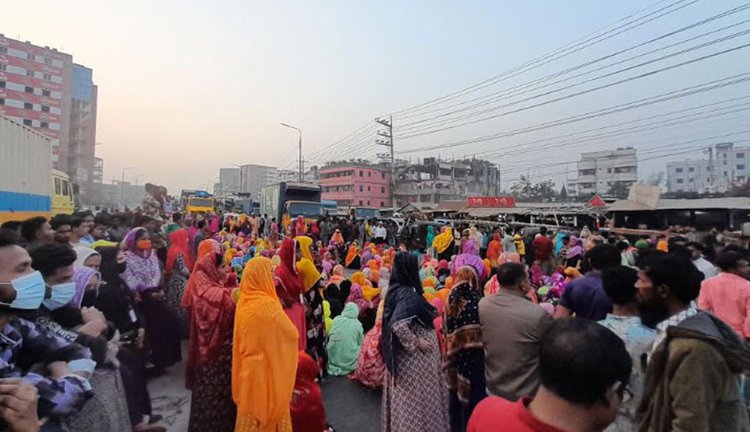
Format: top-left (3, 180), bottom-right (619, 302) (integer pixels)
top-left (232, 257), bottom-right (298, 432)
top-left (352, 271), bottom-right (380, 302)
top-left (296, 258), bottom-right (328, 374)
top-left (294, 236), bottom-right (314, 263)
top-left (432, 226), bottom-right (455, 261)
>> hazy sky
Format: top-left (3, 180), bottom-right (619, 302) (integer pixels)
top-left (3, 1), bottom-right (748, 193)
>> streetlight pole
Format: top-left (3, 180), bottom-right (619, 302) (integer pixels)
top-left (281, 123), bottom-right (303, 181)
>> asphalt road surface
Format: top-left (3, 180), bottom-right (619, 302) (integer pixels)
top-left (322, 376), bottom-right (381, 432)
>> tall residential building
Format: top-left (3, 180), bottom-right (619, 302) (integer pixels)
top-left (568, 148), bottom-right (637, 196)
top-left (666, 142), bottom-right (749, 193)
top-left (394, 158), bottom-right (499, 206)
top-left (216, 167), bottom-right (241, 195)
top-left (0, 34), bottom-right (97, 201)
top-left (320, 162), bottom-right (391, 208)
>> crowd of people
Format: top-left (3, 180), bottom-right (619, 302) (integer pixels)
top-left (0, 206), bottom-right (749, 432)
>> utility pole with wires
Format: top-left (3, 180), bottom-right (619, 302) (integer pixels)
top-left (376, 115), bottom-right (396, 208)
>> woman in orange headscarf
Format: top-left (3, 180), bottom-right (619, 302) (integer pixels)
top-left (345, 244), bottom-right (361, 269)
top-left (352, 271), bottom-right (380, 302)
top-left (166, 228), bottom-right (194, 337)
top-left (274, 238), bottom-right (306, 351)
top-left (233, 257), bottom-right (298, 432)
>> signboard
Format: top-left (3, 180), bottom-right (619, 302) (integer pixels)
top-left (466, 196), bottom-right (517, 208)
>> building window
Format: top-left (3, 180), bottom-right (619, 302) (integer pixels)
top-left (359, 170), bottom-right (363, 177)
top-left (381, 202), bottom-right (385, 207)
top-left (26, 70), bottom-right (34, 77)
top-left (44, 58), bottom-right (51, 66)
top-left (40, 122), bottom-right (48, 129)
top-left (42, 89), bottom-right (50, 97)
top-left (41, 106), bottom-right (49, 113)
top-left (0, 81), bottom-right (5, 88)
top-left (23, 119), bottom-right (32, 126)
top-left (381, 187), bottom-right (385, 193)
top-left (676, 179), bottom-right (684, 184)
top-left (737, 153), bottom-right (745, 159)
top-left (24, 86), bottom-right (33, 93)
top-left (43, 73), bottom-right (51, 81)
top-left (367, 200), bottom-right (371, 206)
top-left (0, 98), bottom-right (4, 105)
top-left (359, 185), bottom-right (363, 192)
top-left (359, 200), bottom-right (363, 206)
top-left (688, 167), bottom-right (694, 172)
top-left (675, 168), bottom-right (683, 173)
top-left (0, 47), bottom-right (6, 54)
top-left (23, 102), bottom-right (32, 110)
top-left (607, 168), bottom-right (612, 174)
top-left (738, 176), bottom-right (746, 182)
top-left (738, 164), bottom-right (746, 170)
top-left (381, 172), bottom-right (386, 179)
top-left (368, 171), bottom-right (371, 177)
top-left (367, 186), bottom-right (371, 192)
top-left (27, 53), bottom-right (34, 60)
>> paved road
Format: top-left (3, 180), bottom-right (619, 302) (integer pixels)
top-left (149, 344), bottom-right (382, 431)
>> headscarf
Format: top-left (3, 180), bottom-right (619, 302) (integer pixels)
top-left (232, 257), bottom-right (298, 428)
top-left (444, 266), bottom-right (484, 404)
top-left (565, 236), bottom-right (585, 259)
top-left (294, 236), bottom-right (314, 263)
top-left (426, 226), bottom-right (436, 248)
top-left (274, 238), bottom-right (304, 306)
top-left (452, 252), bottom-right (486, 282)
top-left (71, 265), bottom-right (98, 309)
top-left (121, 228), bottom-right (161, 293)
top-left (432, 228), bottom-right (454, 254)
top-left (184, 253), bottom-right (235, 390)
top-left (487, 234), bottom-right (501, 263)
top-left (635, 239), bottom-right (650, 250)
top-left (197, 238), bottom-right (222, 262)
top-left (461, 239), bottom-right (480, 256)
top-left (296, 258), bottom-right (321, 293)
top-left (73, 246), bottom-right (99, 268)
top-left (331, 229), bottom-right (344, 245)
top-left (330, 265), bottom-right (345, 285)
top-left (326, 303), bottom-right (364, 376)
top-left (166, 228), bottom-right (194, 275)
top-left (345, 245), bottom-right (359, 268)
top-left (90, 239), bottom-right (117, 250)
top-left (381, 252), bottom-right (436, 376)
top-left (290, 351), bottom-right (328, 432)
top-left (345, 284), bottom-right (371, 314)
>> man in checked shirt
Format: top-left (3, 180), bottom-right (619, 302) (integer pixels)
top-left (0, 233), bottom-right (94, 431)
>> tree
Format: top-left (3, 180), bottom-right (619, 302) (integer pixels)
top-left (532, 179), bottom-right (557, 199)
top-left (510, 176), bottom-right (557, 200)
top-left (559, 185), bottom-right (568, 201)
top-left (607, 182), bottom-right (630, 199)
top-left (510, 175), bottom-right (533, 198)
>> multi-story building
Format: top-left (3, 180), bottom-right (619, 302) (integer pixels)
top-left (0, 35), bottom-right (97, 201)
top-left (666, 142), bottom-right (749, 193)
top-left (68, 64), bottom-right (97, 202)
top-left (320, 161), bottom-right (391, 208)
top-left (216, 167), bottom-right (241, 195)
top-left (238, 164), bottom-right (279, 199)
top-left (92, 157), bottom-right (104, 185)
top-left (568, 148), bottom-right (637, 196)
top-left (394, 158), bottom-right (499, 206)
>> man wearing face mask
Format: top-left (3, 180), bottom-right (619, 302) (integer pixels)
top-left (24, 244), bottom-right (109, 367)
top-left (0, 233), bottom-right (95, 424)
top-left (635, 253), bottom-right (750, 431)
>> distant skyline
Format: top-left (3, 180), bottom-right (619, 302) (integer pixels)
top-left (3, 0), bottom-right (748, 194)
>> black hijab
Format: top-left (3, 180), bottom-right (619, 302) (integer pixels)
top-left (381, 252), bottom-right (436, 376)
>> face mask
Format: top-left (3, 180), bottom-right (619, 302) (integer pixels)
top-left (0, 271), bottom-right (47, 310)
top-left (136, 239), bottom-right (152, 250)
top-left (42, 281), bottom-right (77, 311)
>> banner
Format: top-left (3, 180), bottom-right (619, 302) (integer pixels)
top-left (466, 196), bottom-right (516, 208)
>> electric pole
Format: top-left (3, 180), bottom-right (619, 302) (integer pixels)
top-left (376, 116), bottom-right (396, 208)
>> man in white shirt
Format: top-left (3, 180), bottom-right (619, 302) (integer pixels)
top-left (374, 222), bottom-right (387, 244)
top-left (686, 242), bottom-right (718, 279)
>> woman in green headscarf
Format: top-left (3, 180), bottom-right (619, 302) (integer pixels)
top-left (326, 302), bottom-right (364, 376)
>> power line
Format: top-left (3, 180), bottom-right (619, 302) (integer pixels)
top-left (396, 10), bottom-right (750, 131)
top-left (389, 0), bottom-right (698, 117)
top-left (396, 72), bottom-right (750, 155)
top-left (396, 41), bottom-right (750, 140)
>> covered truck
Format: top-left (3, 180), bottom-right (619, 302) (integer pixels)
top-left (260, 182), bottom-right (323, 230)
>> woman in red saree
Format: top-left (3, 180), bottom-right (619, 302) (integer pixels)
top-left (166, 228), bottom-right (194, 338)
top-left (486, 233), bottom-right (501, 269)
top-left (184, 252), bottom-right (237, 432)
top-left (275, 238), bottom-right (307, 351)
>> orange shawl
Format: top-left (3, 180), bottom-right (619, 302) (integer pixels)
top-left (345, 245), bottom-right (359, 268)
top-left (233, 257), bottom-right (298, 432)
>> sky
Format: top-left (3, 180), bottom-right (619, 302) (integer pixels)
top-left (2, 0), bottom-right (749, 193)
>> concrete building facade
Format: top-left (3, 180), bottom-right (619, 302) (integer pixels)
top-left (393, 158), bottom-right (499, 206)
top-left (320, 162), bottom-right (391, 208)
top-left (666, 143), bottom-right (749, 193)
top-left (238, 164), bottom-right (278, 199)
top-left (568, 148), bottom-right (638, 196)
